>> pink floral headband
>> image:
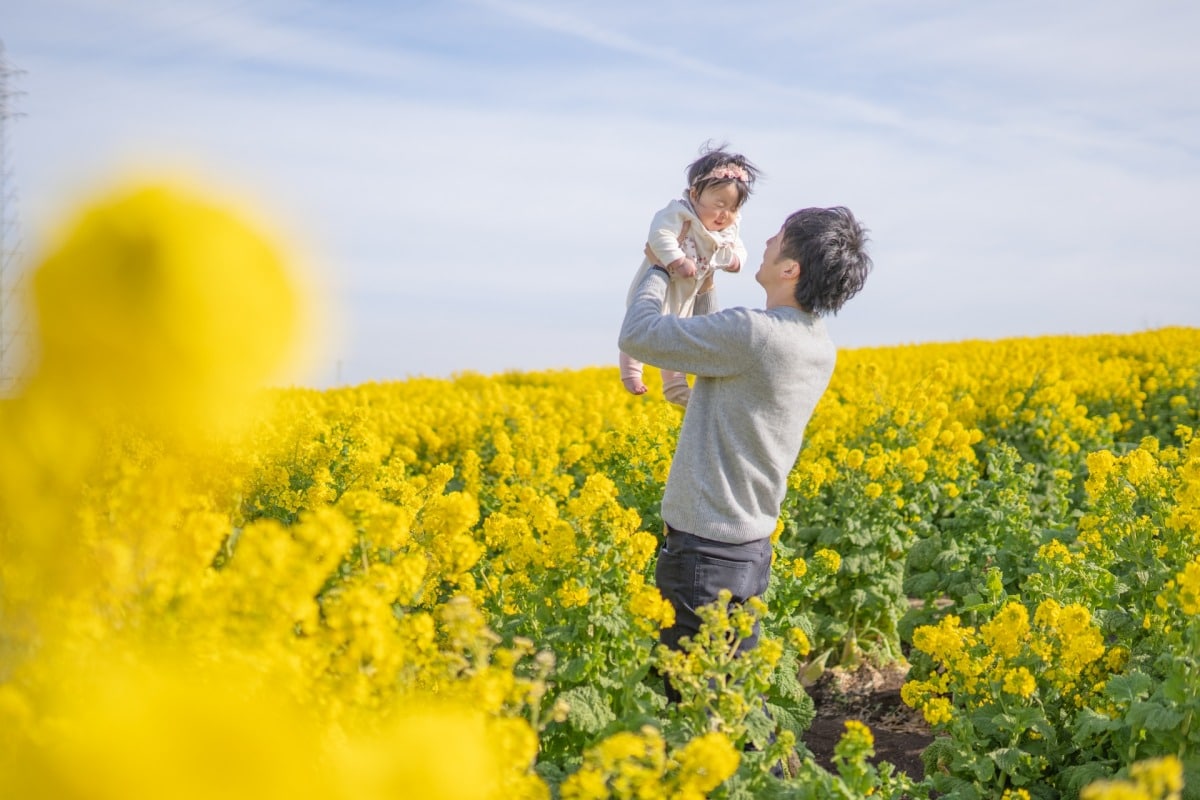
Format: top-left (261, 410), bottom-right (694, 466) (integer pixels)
top-left (694, 164), bottom-right (750, 185)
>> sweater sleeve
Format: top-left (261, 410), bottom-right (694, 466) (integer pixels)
top-left (618, 269), bottom-right (753, 379)
top-left (693, 286), bottom-right (718, 316)
top-left (646, 202), bottom-right (689, 267)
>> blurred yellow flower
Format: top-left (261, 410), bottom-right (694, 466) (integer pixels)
top-left (1175, 558), bottom-right (1200, 615)
top-left (27, 183), bottom-right (307, 439)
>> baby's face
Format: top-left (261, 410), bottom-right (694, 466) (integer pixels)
top-left (690, 183), bottom-right (741, 232)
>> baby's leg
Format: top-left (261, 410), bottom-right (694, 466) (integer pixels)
top-left (620, 352), bottom-right (648, 395)
top-left (661, 370), bottom-right (691, 407)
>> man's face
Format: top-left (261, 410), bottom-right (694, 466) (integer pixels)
top-left (755, 226), bottom-right (787, 287)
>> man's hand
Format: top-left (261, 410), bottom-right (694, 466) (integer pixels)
top-left (724, 255), bottom-right (741, 273)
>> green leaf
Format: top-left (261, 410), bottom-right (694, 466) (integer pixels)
top-left (534, 759), bottom-right (570, 786)
top-left (1073, 707), bottom-right (1120, 743)
top-left (988, 746), bottom-right (1026, 773)
top-left (792, 526), bottom-right (839, 546)
top-left (842, 528), bottom-right (876, 547)
top-left (770, 652), bottom-right (808, 704)
top-left (557, 684), bottom-right (615, 735)
top-left (556, 655), bottom-right (590, 683)
top-left (967, 708), bottom-right (1001, 737)
top-left (921, 736), bottom-right (958, 774)
top-left (1126, 700), bottom-right (1185, 731)
top-left (972, 756), bottom-right (996, 782)
top-left (932, 546), bottom-right (965, 572)
top-left (906, 535), bottom-right (946, 572)
top-left (743, 706), bottom-right (776, 751)
top-left (1059, 763), bottom-right (1115, 796)
top-left (903, 570), bottom-right (942, 598)
top-left (1182, 754), bottom-right (1200, 800)
top-left (929, 774), bottom-right (983, 800)
top-left (1160, 669), bottom-right (1193, 704)
top-left (1104, 671), bottom-right (1153, 704)
top-left (766, 703), bottom-right (806, 740)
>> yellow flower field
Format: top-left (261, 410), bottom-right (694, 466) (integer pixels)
top-left (2, 184), bottom-right (1198, 798)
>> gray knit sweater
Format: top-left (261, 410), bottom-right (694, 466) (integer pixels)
top-left (618, 269), bottom-right (836, 544)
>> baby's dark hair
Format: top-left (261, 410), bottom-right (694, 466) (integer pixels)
top-left (685, 142), bottom-right (761, 208)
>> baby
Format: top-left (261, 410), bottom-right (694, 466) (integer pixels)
top-left (620, 145), bottom-right (760, 406)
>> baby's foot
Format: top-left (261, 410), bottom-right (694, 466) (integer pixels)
top-left (622, 377), bottom-right (649, 395)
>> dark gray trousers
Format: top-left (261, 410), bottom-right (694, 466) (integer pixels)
top-left (654, 525), bottom-right (773, 658)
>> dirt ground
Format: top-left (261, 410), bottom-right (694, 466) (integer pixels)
top-left (801, 662), bottom-right (934, 781)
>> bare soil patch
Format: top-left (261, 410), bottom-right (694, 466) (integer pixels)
top-left (801, 662), bottom-right (934, 780)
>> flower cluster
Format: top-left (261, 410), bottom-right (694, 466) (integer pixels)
top-left (1081, 755), bottom-right (1184, 800)
top-left (559, 726), bottom-right (739, 800)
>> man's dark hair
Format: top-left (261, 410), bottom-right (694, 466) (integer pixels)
top-left (781, 207), bottom-right (872, 315)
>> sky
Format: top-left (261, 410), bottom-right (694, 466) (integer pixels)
top-left (2, 0), bottom-right (1198, 388)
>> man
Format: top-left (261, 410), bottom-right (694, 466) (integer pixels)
top-left (617, 206), bottom-right (873, 682)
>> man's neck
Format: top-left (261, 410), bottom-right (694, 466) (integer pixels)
top-left (765, 287), bottom-right (803, 311)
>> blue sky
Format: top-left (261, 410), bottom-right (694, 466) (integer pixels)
top-left (3, 0), bottom-right (1198, 388)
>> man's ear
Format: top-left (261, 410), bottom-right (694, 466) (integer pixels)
top-left (782, 259), bottom-right (802, 280)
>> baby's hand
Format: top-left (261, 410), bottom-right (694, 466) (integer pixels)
top-left (669, 257), bottom-right (698, 278)
top-left (724, 255), bottom-right (741, 273)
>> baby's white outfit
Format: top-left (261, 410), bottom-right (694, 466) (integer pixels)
top-left (620, 196), bottom-right (748, 406)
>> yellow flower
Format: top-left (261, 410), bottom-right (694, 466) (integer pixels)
top-left (981, 601), bottom-right (1031, 660)
top-left (756, 637), bottom-right (784, 668)
top-left (341, 704), bottom-right (504, 800)
top-left (420, 492), bottom-right (480, 540)
top-left (1035, 597), bottom-right (1063, 627)
top-left (912, 615), bottom-right (975, 663)
top-left (1037, 539), bottom-right (1074, 564)
top-left (813, 548), bottom-right (842, 575)
top-left (1080, 780), bottom-right (1152, 800)
top-left (1175, 558), bottom-right (1200, 615)
top-left (1052, 603), bottom-right (1106, 675)
top-left (1129, 754), bottom-right (1184, 798)
top-left (900, 680), bottom-right (929, 708)
top-left (1, 658), bottom-right (338, 800)
top-left (922, 697), bottom-right (953, 726)
top-left (28, 183), bottom-right (306, 440)
top-left (629, 585), bottom-right (676, 631)
top-left (1123, 447), bottom-right (1159, 487)
top-left (1085, 450), bottom-right (1118, 497)
top-left (788, 627), bottom-right (812, 657)
top-left (833, 719), bottom-right (876, 766)
top-left (864, 456), bottom-right (887, 479)
top-left (841, 719), bottom-right (874, 748)
top-left (673, 732), bottom-right (739, 794)
top-left (556, 580), bottom-right (590, 609)
top-left (1002, 667), bottom-right (1037, 698)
